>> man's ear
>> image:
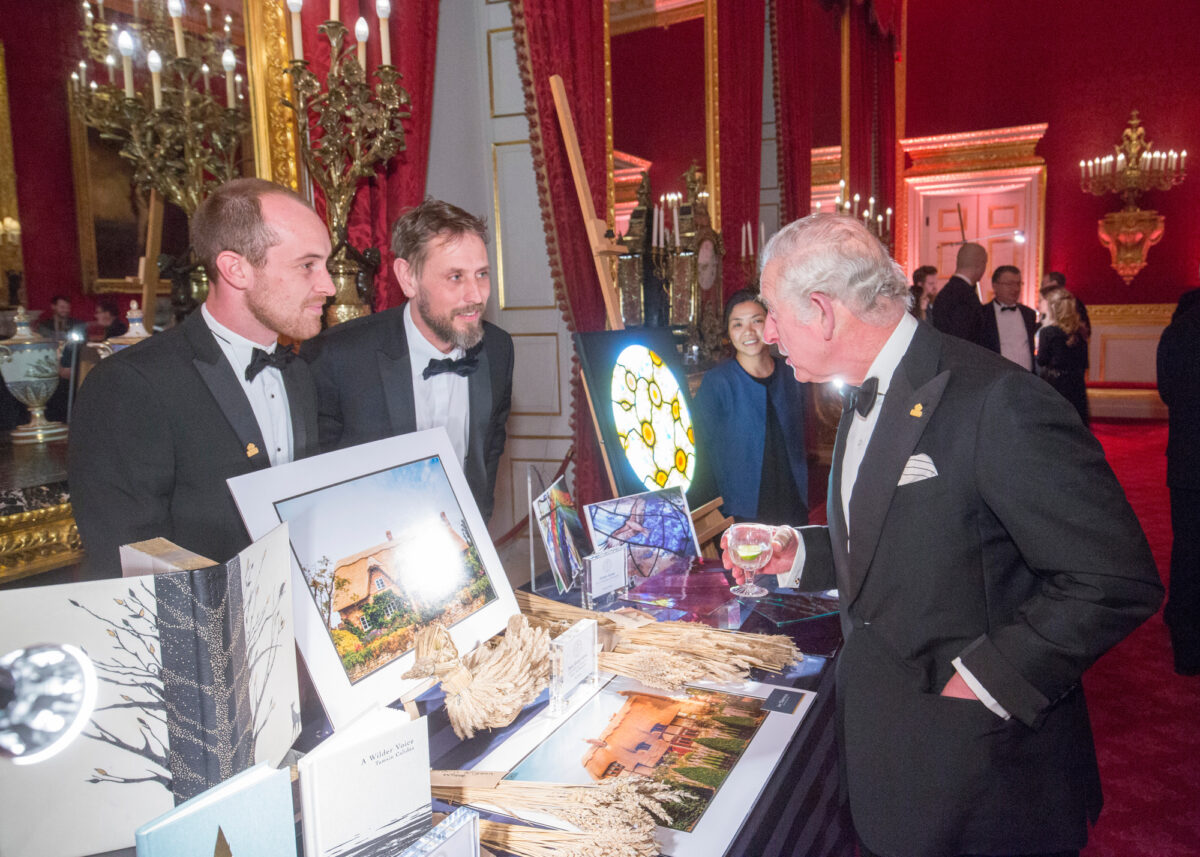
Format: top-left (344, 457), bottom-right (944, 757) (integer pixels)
top-left (394, 257), bottom-right (420, 300)
top-left (214, 250), bottom-right (252, 292)
top-left (810, 292), bottom-right (837, 340)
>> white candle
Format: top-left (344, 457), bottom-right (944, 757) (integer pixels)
top-left (117, 30), bottom-right (134, 98)
top-left (1079, 160), bottom-right (1086, 182)
top-left (106, 54), bottom-right (116, 84)
top-left (868, 196), bottom-right (875, 218)
top-left (853, 193), bottom-right (861, 217)
top-left (203, 2), bottom-right (211, 29)
top-left (78, 59), bottom-right (88, 88)
top-left (235, 72), bottom-right (243, 100)
top-left (132, 0), bottom-right (138, 20)
top-left (886, 207), bottom-right (892, 232)
top-left (201, 62), bottom-right (210, 92)
top-left (147, 50), bottom-right (163, 108)
top-left (329, 0), bottom-right (339, 22)
top-left (740, 221), bottom-right (746, 258)
top-left (377, 0), bottom-right (391, 65)
top-left (70, 71), bottom-right (80, 92)
top-left (748, 221), bottom-right (754, 256)
top-left (1182, 150), bottom-right (1188, 172)
top-left (355, 17), bottom-right (368, 68)
top-left (674, 204), bottom-right (681, 247)
top-left (287, 0), bottom-right (303, 61)
top-left (759, 221), bottom-right (765, 252)
top-left (167, 0), bottom-right (186, 58)
top-left (222, 48), bottom-right (236, 105)
top-left (96, 0), bottom-right (105, 22)
top-left (815, 201), bottom-right (822, 212)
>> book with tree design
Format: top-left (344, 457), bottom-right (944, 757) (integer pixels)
top-left (0, 524), bottom-right (299, 857)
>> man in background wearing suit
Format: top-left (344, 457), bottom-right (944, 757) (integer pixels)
top-left (979, 264), bottom-right (1037, 371)
top-left (727, 213), bottom-right (1161, 857)
top-left (70, 178), bottom-right (334, 573)
top-left (305, 199), bottom-right (513, 521)
top-left (929, 241), bottom-right (986, 344)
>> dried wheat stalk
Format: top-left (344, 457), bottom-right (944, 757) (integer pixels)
top-left (478, 819), bottom-right (660, 857)
top-left (433, 774), bottom-right (681, 835)
top-left (402, 615), bottom-right (550, 740)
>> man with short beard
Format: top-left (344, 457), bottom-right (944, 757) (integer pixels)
top-left (305, 198), bottom-right (514, 521)
top-left (70, 178), bottom-right (335, 572)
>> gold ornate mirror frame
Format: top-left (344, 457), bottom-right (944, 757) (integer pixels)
top-left (0, 42), bottom-right (25, 306)
top-left (607, 0), bottom-right (720, 232)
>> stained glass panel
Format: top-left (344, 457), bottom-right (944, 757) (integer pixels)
top-left (609, 344), bottom-right (696, 492)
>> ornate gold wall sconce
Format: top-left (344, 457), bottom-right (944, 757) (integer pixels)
top-left (1081, 111), bottom-right (1186, 284)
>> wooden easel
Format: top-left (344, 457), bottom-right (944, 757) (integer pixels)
top-left (550, 75), bottom-right (731, 555)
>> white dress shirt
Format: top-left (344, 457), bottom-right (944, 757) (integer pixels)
top-left (775, 311), bottom-right (1009, 718)
top-left (201, 304), bottom-right (294, 467)
top-left (403, 302), bottom-right (470, 466)
top-left (993, 302), bottom-right (1033, 370)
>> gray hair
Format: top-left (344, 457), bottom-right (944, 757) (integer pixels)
top-left (759, 213), bottom-right (910, 323)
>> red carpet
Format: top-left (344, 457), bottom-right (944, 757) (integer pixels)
top-left (1083, 420), bottom-right (1200, 857)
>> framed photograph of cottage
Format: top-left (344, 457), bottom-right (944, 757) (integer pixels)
top-left (475, 675), bottom-right (815, 857)
top-left (228, 429), bottom-right (519, 730)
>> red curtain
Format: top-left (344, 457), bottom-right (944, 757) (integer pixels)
top-left (717, 0), bottom-right (766, 299)
top-left (771, 0), bottom-right (815, 225)
top-left (297, 0), bottom-right (438, 309)
top-left (846, 1), bottom-right (897, 217)
top-left (510, 0), bottom-right (609, 507)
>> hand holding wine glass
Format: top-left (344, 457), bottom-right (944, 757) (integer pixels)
top-left (726, 523), bottom-right (775, 597)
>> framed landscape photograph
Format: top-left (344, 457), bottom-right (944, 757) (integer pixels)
top-left (228, 430), bottom-right (519, 730)
top-left (475, 675), bottom-right (815, 857)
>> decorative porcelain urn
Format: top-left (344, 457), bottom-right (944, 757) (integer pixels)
top-left (0, 307), bottom-right (69, 444)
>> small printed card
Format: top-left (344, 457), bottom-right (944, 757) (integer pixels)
top-left (762, 688), bottom-right (806, 715)
top-left (399, 807), bottom-right (480, 857)
top-left (549, 618), bottom-right (598, 714)
top-left (582, 546), bottom-right (628, 610)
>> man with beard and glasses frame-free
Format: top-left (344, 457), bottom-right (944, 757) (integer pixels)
top-left (70, 178), bottom-right (335, 572)
top-left (304, 198), bottom-right (514, 521)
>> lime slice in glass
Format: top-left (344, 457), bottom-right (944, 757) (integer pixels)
top-left (736, 544), bottom-right (764, 563)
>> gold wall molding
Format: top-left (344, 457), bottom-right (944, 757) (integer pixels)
top-left (492, 139), bottom-right (557, 312)
top-left (487, 28), bottom-right (524, 119)
top-left (246, 0), bottom-right (300, 190)
top-left (1087, 303), bottom-right (1174, 325)
top-left (509, 331), bottom-right (563, 416)
top-left (811, 145), bottom-right (841, 188)
top-left (0, 42), bottom-right (24, 293)
top-left (900, 123), bottom-right (1049, 177)
top-left (0, 502), bottom-right (83, 585)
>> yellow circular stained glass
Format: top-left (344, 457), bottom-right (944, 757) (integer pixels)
top-left (611, 344), bottom-right (695, 492)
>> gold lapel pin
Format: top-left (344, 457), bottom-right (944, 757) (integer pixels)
top-left (246, 442), bottom-right (260, 458)
top-left (909, 404), bottom-right (924, 418)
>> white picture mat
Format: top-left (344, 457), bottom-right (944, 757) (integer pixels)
top-left (475, 674), bottom-right (816, 857)
top-left (227, 429), bottom-right (519, 731)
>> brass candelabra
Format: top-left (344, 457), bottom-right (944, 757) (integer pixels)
top-left (74, 0), bottom-right (249, 307)
top-left (285, 20), bottom-right (411, 325)
top-left (1080, 111), bottom-right (1187, 284)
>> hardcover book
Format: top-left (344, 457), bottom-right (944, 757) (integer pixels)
top-left (299, 707), bottom-right (433, 857)
top-left (0, 524), bottom-right (300, 857)
top-left (134, 762), bottom-right (297, 857)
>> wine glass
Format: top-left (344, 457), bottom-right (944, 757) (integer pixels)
top-left (727, 523), bottom-right (773, 598)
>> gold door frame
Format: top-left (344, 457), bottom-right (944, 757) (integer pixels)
top-left (244, 0), bottom-right (302, 190)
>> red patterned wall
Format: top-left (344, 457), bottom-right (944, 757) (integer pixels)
top-left (905, 0), bottom-right (1200, 306)
top-left (2, 2), bottom-right (92, 317)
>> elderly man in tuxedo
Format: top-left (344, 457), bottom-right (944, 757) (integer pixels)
top-left (929, 241), bottom-right (986, 344)
top-left (979, 265), bottom-right (1038, 370)
top-left (70, 178), bottom-right (335, 572)
top-left (726, 213), bottom-right (1161, 857)
top-left (305, 199), bottom-right (513, 521)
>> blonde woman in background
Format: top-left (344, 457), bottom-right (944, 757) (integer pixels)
top-left (1037, 287), bottom-right (1090, 426)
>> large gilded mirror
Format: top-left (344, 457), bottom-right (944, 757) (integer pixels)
top-left (608, 0), bottom-right (718, 234)
top-left (0, 43), bottom-right (24, 309)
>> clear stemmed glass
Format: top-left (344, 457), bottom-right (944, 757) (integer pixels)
top-left (727, 523), bottom-right (773, 598)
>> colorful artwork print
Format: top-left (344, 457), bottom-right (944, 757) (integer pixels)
top-left (505, 683), bottom-right (768, 833)
top-left (610, 344), bottom-right (696, 492)
top-left (274, 456), bottom-right (497, 685)
top-left (584, 487), bottom-right (700, 580)
top-left (533, 476), bottom-right (591, 593)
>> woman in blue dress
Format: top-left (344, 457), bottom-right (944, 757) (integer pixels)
top-left (694, 289), bottom-right (809, 525)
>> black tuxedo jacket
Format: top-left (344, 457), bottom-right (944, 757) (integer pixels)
top-left (928, 274), bottom-right (982, 344)
top-left (303, 306), bottom-right (514, 521)
top-left (797, 322), bottom-right (1161, 856)
top-left (69, 311), bottom-right (319, 574)
top-left (978, 298), bottom-right (1038, 370)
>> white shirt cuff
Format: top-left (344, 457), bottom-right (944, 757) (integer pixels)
top-left (951, 656), bottom-right (1010, 720)
top-left (775, 527), bottom-right (806, 588)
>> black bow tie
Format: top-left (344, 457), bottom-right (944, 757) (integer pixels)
top-left (999, 304), bottom-right (1018, 312)
top-left (245, 345), bottom-right (296, 381)
top-left (423, 343), bottom-right (483, 380)
top-left (842, 376), bottom-right (880, 418)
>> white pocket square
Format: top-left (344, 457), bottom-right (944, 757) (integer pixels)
top-left (898, 453), bottom-right (938, 486)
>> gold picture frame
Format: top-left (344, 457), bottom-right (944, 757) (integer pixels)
top-left (0, 42), bottom-right (25, 307)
